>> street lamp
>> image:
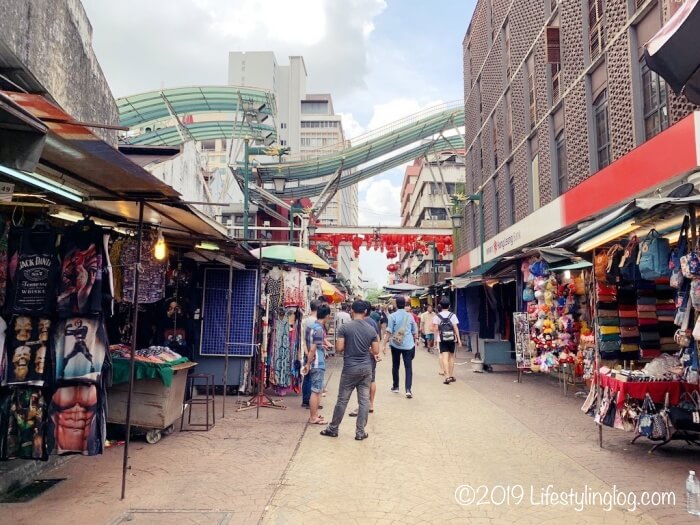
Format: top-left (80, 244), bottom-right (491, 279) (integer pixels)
top-left (307, 222), bottom-right (317, 238)
top-left (451, 192), bottom-right (484, 266)
top-left (272, 170), bottom-right (286, 194)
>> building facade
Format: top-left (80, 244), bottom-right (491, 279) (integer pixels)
top-left (399, 151), bottom-right (463, 286)
top-left (229, 52), bottom-right (359, 281)
top-left (457, 0), bottom-right (697, 260)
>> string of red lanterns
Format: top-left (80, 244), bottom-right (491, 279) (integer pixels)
top-left (309, 233), bottom-right (453, 261)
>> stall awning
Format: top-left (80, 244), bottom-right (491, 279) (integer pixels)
top-left (0, 91), bottom-right (47, 173)
top-left (1, 91), bottom-right (180, 200)
top-left (553, 201), bottom-right (639, 249)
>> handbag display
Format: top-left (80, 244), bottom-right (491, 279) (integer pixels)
top-left (595, 251), bottom-right (609, 282)
top-left (638, 229), bottom-right (671, 280)
top-left (606, 244), bottom-right (625, 284)
top-left (669, 392), bottom-right (700, 432)
top-left (670, 217), bottom-right (690, 288)
top-left (620, 235), bottom-right (641, 282)
top-left (636, 393), bottom-right (671, 441)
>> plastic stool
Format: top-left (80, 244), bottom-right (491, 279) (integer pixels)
top-left (180, 373), bottom-right (215, 431)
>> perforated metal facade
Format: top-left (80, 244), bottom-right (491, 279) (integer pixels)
top-left (459, 0), bottom-right (698, 257)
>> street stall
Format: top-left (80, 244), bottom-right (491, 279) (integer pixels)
top-left (553, 196), bottom-right (700, 450)
top-left (0, 90), bottom-right (256, 499)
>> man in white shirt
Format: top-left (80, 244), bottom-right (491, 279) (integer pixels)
top-left (433, 297), bottom-right (462, 384)
top-left (336, 303), bottom-right (352, 328)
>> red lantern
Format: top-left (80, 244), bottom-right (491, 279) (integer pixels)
top-left (436, 241), bottom-right (445, 254)
top-left (387, 251), bottom-right (397, 259)
top-left (387, 263), bottom-right (398, 272)
top-left (352, 236), bottom-right (362, 251)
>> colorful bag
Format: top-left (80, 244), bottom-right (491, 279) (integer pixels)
top-left (681, 250), bottom-right (700, 279)
top-left (594, 251), bottom-right (609, 282)
top-left (619, 235), bottom-right (641, 282)
top-left (530, 260), bottom-right (549, 277)
top-left (670, 216), bottom-right (690, 288)
top-left (523, 286), bottom-right (535, 302)
top-left (638, 229), bottom-right (671, 280)
top-left (691, 279), bottom-right (700, 309)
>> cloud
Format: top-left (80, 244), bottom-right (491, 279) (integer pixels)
top-left (339, 112), bottom-right (365, 141)
top-left (358, 178), bottom-right (401, 226)
top-left (81, 0), bottom-right (387, 98)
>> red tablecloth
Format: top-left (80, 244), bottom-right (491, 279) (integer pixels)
top-left (598, 374), bottom-right (699, 408)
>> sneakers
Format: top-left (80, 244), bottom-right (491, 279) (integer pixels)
top-left (355, 432), bottom-right (369, 441)
top-left (405, 390), bottom-right (412, 399)
top-left (390, 387), bottom-right (399, 393)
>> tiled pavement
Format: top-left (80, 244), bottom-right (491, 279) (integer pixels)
top-left (2, 346), bottom-right (699, 524)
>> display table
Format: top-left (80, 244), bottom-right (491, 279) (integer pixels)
top-left (112, 356), bottom-right (190, 387)
top-left (597, 374), bottom-right (699, 409)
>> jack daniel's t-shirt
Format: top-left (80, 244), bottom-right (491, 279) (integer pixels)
top-left (7, 227), bottom-right (59, 316)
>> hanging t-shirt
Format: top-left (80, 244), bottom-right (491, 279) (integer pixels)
top-left (4, 316), bottom-right (51, 386)
top-left (0, 221), bottom-right (10, 309)
top-left (57, 223), bottom-right (108, 317)
top-left (283, 269), bottom-right (306, 309)
top-left (121, 232), bottom-right (166, 304)
top-left (48, 384), bottom-right (103, 456)
top-left (0, 387), bottom-right (48, 461)
top-left (7, 227), bottom-right (59, 316)
top-left (54, 317), bottom-right (108, 383)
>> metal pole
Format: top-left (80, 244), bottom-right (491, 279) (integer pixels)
top-left (121, 200), bottom-right (144, 500)
top-left (256, 243), bottom-right (264, 419)
top-left (221, 257), bottom-right (234, 418)
top-left (243, 138), bottom-right (250, 242)
top-left (432, 242), bottom-right (437, 306)
top-left (288, 210), bottom-right (294, 246)
top-left (478, 193), bottom-right (485, 267)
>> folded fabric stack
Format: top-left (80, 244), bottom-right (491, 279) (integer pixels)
top-left (656, 279), bottom-right (677, 353)
top-left (636, 280), bottom-right (660, 359)
top-left (597, 283), bottom-right (620, 359)
top-left (617, 284), bottom-right (639, 358)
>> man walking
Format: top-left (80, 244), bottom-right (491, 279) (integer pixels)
top-left (306, 303), bottom-right (330, 424)
top-left (349, 301), bottom-right (381, 417)
top-left (384, 296), bottom-right (418, 398)
top-left (433, 297), bottom-right (462, 384)
top-left (336, 303), bottom-right (351, 327)
top-left (301, 300), bottom-right (320, 409)
top-left (420, 305), bottom-right (435, 352)
top-left (321, 300), bottom-right (379, 440)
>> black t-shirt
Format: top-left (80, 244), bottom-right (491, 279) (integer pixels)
top-left (337, 319), bottom-right (378, 371)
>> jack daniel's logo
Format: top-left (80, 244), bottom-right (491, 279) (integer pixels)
top-left (19, 256), bottom-right (52, 271)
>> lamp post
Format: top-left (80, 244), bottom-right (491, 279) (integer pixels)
top-left (451, 191), bottom-right (484, 267)
top-left (243, 138), bottom-right (250, 241)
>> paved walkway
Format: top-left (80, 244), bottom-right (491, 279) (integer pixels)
top-left (2, 347), bottom-right (698, 524)
top-left (261, 349), bottom-right (660, 524)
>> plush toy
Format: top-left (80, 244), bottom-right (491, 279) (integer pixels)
top-left (542, 319), bottom-right (555, 334)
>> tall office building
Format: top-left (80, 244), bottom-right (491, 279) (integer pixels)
top-left (229, 52), bottom-right (359, 282)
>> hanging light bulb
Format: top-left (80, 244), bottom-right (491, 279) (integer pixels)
top-left (154, 230), bottom-right (167, 261)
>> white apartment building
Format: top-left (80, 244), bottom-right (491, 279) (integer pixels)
top-left (229, 52), bottom-right (359, 283)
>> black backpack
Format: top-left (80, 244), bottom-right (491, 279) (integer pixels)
top-left (438, 312), bottom-right (456, 342)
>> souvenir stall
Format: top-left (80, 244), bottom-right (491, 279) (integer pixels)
top-left (563, 198), bottom-right (700, 451)
top-left (519, 257), bottom-right (592, 388)
top-left (239, 245), bottom-right (333, 413)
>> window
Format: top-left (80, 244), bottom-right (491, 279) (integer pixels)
top-left (479, 135), bottom-right (484, 171)
top-left (589, 0), bottom-right (605, 61)
top-left (593, 89), bottom-right (611, 169)
top-left (505, 91), bottom-right (513, 152)
top-left (301, 101), bottom-right (329, 114)
top-left (546, 27), bottom-right (561, 104)
top-left (280, 122), bottom-right (287, 129)
top-left (201, 140), bottom-right (216, 151)
top-left (555, 130), bottom-right (568, 195)
top-left (641, 61), bottom-right (669, 140)
top-left (471, 206), bottom-right (478, 247)
top-left (530, 136), bottom-right (541, 210)
top-left (527, 55), bottom-right (537, 128)
top-left (503, 21), bottom-right (512, 79)
top-left (280, 139), bottom-right (287, 146)
top-left (508, 164), bottom-right (516, 225)
top-left (491, 115), bottom-right (499, 169)
top-left (477, 78), bottom-right (483, 122)
top-left (494, 175), bottom-right (501, 233)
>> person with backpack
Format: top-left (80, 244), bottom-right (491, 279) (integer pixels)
top-left (383, 295), bottom-right (418, 398)
top-left (433, 297), bottom-right (462, 384)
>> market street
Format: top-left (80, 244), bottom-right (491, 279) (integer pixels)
top-left (2, 347), bottom-right (698, 524)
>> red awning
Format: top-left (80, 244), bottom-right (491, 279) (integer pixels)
top-left (1, 91), bottom-right (180, 200)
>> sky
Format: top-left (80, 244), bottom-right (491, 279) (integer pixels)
top-left (81, 0), bottom-right (474, 287)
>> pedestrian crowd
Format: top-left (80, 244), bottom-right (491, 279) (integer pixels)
top-left (300, 295), bottom-right (461, 440)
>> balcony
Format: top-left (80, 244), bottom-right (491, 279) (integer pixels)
top-left (416, 219), bottom-right (452, 229)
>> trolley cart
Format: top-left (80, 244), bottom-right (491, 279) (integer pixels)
top-left (107, 361), bottom-right (196, 444)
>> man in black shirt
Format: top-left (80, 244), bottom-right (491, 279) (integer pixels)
top-left (321, 300), bottom-right (380, 441)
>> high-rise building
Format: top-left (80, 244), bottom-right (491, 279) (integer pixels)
top-left (399, 150), bottom-right (464, 286)
top-left (229, 52), bottom-right (359, 282)
top-left (454, 0), bottom-right (698, 272)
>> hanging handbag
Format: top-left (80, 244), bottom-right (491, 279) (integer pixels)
top-left (523, 286), bottom-right (535, 302)
top-left (605, 244), bottom-right (625, 284)
top-left (691, 279), bottom-right (700, 309)
top-left (620, 396), bottom-right (641, 432)
top-left (638, 229), bottom-right (671, 280)
top-left (636, 393), bottom-right (671, 441)
top-left (594, 251), bottom-right (609, 282)
top-left (670, 216), bottom-right (690, 288)
top-left (581, 386), bottom-right (597, 414)
top-left (619, 235), bottom-right (641, 282)
top-left (530, 260), bottom-right (549, 277)
top-left (669, 391), bottom-right (700, 432)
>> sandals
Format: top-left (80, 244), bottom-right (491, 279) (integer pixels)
top-left (349, 409), bottom-right (374, 417)
top-left (320, 428), bottom-right (338, 437)
top-left (308, 418), bottom-right (327, 425)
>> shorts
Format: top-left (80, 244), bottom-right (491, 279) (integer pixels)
top-left (371, 358), bottom-right (377, 382)
top-left (309, 368), bottom-right (325, 393)
top-left (425, 333), bottom-right (434, 343)
top-left (439, 341), bottom-right (456, 353)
